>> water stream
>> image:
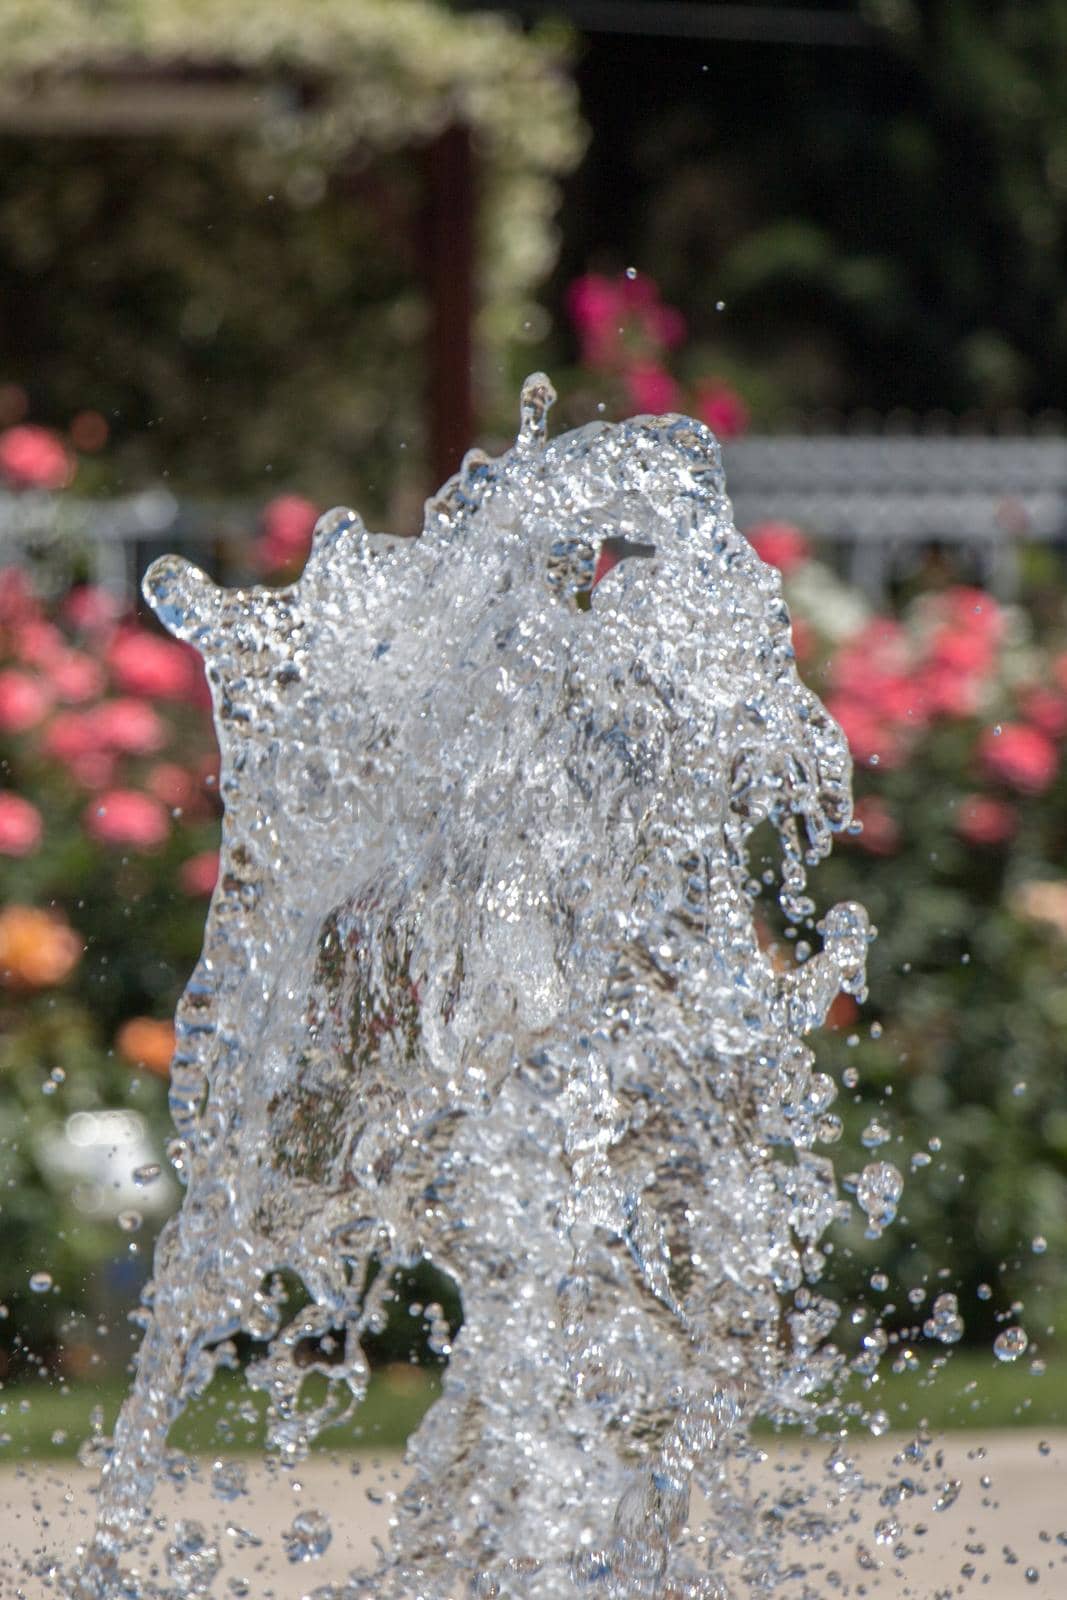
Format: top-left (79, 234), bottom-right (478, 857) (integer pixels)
top-left (67, 376), bottom-right (890, 1597)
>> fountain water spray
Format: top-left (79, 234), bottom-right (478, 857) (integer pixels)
top-left (71, 377), bottom-right (886, 1598)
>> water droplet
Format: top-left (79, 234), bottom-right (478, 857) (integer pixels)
top-left (166, 1519), bottom-right (221, 1589)
top-left (856, 1161), bottom-right (903, 1232)
top-left (1032, 1235), bottom-right (1047, 1254)
top-left (924, 1292), bottom-right (964, 1345)
top-left (625, 266), bottom-right (638, 280)
top-left (29, 1272), bottom-right (52, 1294)
top-left (867, 1409), bottom-right (890, 1437)
top-left (211, 1458), bottom-right (247, 1501)
top-left (994, 1326), bottom-right (1028, 1361)
top-left (861, 1119), bottom-right (890, 1150)
top-left (284, 1508), bottom-right (332, 1562)
top-left (933, 1479), bottom-right (961, 1512)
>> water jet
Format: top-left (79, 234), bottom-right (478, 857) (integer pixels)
top-left (68, 376), bottom-right (892, 1598)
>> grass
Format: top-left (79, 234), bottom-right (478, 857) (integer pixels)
top-left (758, 1348), bottom-right (1067, 1440)
top-left (2, 1350), bottom-right (1064, 1466)
top-left (0, 1363), bottom-right (439, 1465)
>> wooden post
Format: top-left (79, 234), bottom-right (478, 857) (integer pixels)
top-left (424, 123), bottom-right (476, 490)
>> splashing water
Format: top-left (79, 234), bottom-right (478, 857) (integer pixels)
top-left (71, 376), bottom-right (882, 1598)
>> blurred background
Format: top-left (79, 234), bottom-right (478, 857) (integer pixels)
top-left (2, 0), bottom-right (1067, 1457)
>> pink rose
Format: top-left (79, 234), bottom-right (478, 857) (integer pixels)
top-left (914, 661), bottom-right (982, 719)
top-left (41, 710), bottom-right (99, 764)
top-left (68, 753), bottom-right (115, 790)
top-left (695, 382), bottom-right (750, 440)
top-left (49, 650), bottom-right (105, 704)
top-left (747, 521), bottom-right (811, 574)
top-left (566, 274), bottom-right (626, 368)
top-left (648, 302), bottom-right (687, 349)
top-left (0, 567), bottom-right (38, 625)
top-left (931, 586), bottom-right (1003, 640)
top-left (108, 627), bottom-right (198, 700)
top-left (790, 614), bottom-right (814, 663)
top-left (85, 789), bottom-right (169, 849)
top-left (0, 792), bottom-right (42, 856)
top-left (255, 494), bottom-right (319, 574)
top-left (624, 362), bottom-right (680, 415)
top-left (93, 698), bottom-right (166, 755)
top-left (146, 762), bottom-right (197, 811)
top-left (1020, 686), bottom-right (1067, 740)
top-left (63, 584), bottom-right (122, 634)
top-left (826, 694), bottom-right (905, 768)
top-left (979, 722), bottom-right (1057, 794)
top-left (0, 669), bottom-right (52, 733)
top-left (928, 626), bottom-right (994, 676)
top-left (0, 424), bottom-right (74, 490)
top-left (180, 849), bottom-right (219, 896)
top-left (13, 619), bottom-right (64, 669)
top-left (850, 795), bottom-right (900, 856)
top-left (956, 793), bottom-right (1016, 847)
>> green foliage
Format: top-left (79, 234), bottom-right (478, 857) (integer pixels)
top-left (0, 0), bottom-right (583, 507)
top-left (561, 3), bottom-right (1067, 417)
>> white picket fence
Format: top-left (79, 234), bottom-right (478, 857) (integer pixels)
top-left (3, 433), bottom-right (1066, 603)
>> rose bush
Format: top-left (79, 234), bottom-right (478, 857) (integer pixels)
top-left (560, 270), bottom-right (751, 438)
top-left (0, 561), bottom-right (220, 1371)
top-left (756, 534), bottom-right (1067, 1347)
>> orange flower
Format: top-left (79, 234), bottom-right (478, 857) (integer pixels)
top-left (116, 1016), bottom-right (175, 1077)
top-left (0, 905), bottom-right (82, 988)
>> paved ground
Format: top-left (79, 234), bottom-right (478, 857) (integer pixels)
top-left (4, 1431), bottom-right (1066, 1596)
